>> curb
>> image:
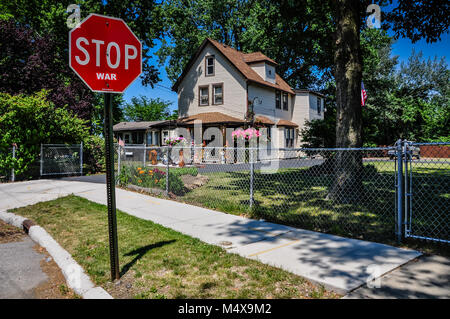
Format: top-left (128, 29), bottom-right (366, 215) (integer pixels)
top-left (0, 210), bottom-right (113, 299)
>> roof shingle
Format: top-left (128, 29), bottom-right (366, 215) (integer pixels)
top-left (173, 38), bottom-right (294, 94)
top-left (177, 112), bottom-right (246, 125)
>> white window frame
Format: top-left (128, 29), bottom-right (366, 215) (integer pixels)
top-left (199, 86), bottom-right (209, 106)
top-left (285, 128), bottom-right (294, 148)
top-left (213, 83), bottom-right (223, 105)
top-left (205, 56), bottom-right (215, 76)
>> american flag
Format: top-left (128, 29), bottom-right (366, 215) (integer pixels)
top-left (118, 138), bottom-right (125, 147)
top-left (361, 82), bottom-right (367, 106)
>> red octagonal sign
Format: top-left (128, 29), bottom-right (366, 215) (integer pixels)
top-left (69, 14), bottom-right (142, 93)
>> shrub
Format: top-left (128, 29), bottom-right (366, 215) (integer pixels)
top-left (0, 91), bottom-right (88, 180)
top-left (83, 135), bottom-right (105, 174)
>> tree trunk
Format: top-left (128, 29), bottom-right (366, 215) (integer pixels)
top-left (329, 0), bottom-right (363, 203)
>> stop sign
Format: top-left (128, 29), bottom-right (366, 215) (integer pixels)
top-left (69, 14), bottom-right (142, 93)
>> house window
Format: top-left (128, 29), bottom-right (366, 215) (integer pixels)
top-left (213, 83), bottom-right (223, 105)
top-left (146, 132), bottom-right (152, 145)
top-left (153, 131), bottom-right (160, 146)
top-left (136, 132), bottom-right (144, 144)
top-left (285, 128), bottom-right (295, 148)
top-left (317, 97), bottom-right (322, 115)
top-left (205, 56), bottom-right (215, 76)
top-left (124, 133), bottom-right (130, 144)
top-left (199, 86), bottom-right (209, 106)
top-left (275, 90), bottom-right (281, 109)
top-left (162, 131), bottom-right (169, 144)
top-left (283, 93), bottom-right (288, 110)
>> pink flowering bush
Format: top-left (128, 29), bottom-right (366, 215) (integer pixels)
top-left (231, 128), bottom-right (261, 140)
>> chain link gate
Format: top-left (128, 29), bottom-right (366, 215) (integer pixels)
top-left (403, 141), bottom-right (450, 243)
top-left (40, 143), bottom-right (83, 176)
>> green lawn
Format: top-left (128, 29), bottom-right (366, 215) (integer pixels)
top-left (179, 161), bottom-right (449, 245)
top-left (10, 195), bottom-right (339, 299)
top-left (181, 163), bottom-right (397, 242)
top-left (119, 159), bottom-right (449, 250)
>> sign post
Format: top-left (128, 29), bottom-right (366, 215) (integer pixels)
top-left (69, 14), bottom-right (142, 281)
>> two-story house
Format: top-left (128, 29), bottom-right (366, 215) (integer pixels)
top-left (114, 38), bottom-right (324, 150)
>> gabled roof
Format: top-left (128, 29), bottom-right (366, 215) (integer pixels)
top-left (172, 38), bottom-right (294, 94)
top-left (113, 121), bottom-right (166, 131)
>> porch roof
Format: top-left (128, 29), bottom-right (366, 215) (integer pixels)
top-left (277, 119), bottom-right (299, 128)
top-left (176, 112), bottom-right (246, 126)
top-left (113, 121), bottom-right (167, 132)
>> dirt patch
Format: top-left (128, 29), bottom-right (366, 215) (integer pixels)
top-left (33, 245), bottom-right (79, 299)
top-left (181, 174), bottom-right (209, 190)
top-left (0, 220), bottom-right (25, 243)
top-left (103, 270), bottom-right (138, 299)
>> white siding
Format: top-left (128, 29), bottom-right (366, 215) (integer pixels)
top-left (248, 83), bottom-right (293, 123)
top-left (249, 62), bottom-right (276, 84)
top-left (177, 44), bottom-right (247, 119)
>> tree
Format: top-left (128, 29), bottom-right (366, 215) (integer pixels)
top-left (157, 0), bottom-right (333, 90)
top-left (386, 0), bottom-right (450, 43)
top-left (0, 0), bottom-right (165, 87)
top-left (0, 91), bottom-right (89, 179)
top-left (394, 50), bottom-right (449, 141)
top-left (122, 96), bottom-right (175, 122)
top-left (0, 19), bottom-right (95, 121)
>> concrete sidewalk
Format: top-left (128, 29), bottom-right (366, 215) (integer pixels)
top-left (345, 255), bottom-right (450, 299)
top-left (0, 179), bottom-right (421, 294)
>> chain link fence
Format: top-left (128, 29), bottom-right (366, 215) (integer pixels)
top-left (404, 142), bottom-right (450, 243)
top-left (0, 145), bottom-right (15, 182)
top-left (40, 143), bottom-right (83, 176)
top-left (116, 145), bottom-right (414, 243)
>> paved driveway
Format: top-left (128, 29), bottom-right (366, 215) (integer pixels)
top-left (0, 179), bottom-right (421, 294)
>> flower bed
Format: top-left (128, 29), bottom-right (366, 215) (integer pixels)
top-left (117, 165), bottom-right (191, 196)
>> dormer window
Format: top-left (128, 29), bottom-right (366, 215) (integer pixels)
top-left (317, 97), bottom-right (322, 115)
top-left (199, 86), bottom-right (209, 106)
top-left (205, 56), bottom-right (215, 76)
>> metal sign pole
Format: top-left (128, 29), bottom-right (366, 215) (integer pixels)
top-left (104, 93), bottom-right (120, 281)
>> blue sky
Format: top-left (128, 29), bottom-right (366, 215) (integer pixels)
top-left (123, 11), bottom-right (449, 113)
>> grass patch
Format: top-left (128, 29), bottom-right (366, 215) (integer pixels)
top-left (10, 195), bottom-right (339, 299)
top-left (177, 161), bottom-right (449, 246)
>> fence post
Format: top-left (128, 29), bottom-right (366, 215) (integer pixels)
top-left (40, 144), bottom-right (43, 177)
top-left (249, 148), bottom-right (254, 209)
top-left (11, 144), bottom-right (16, 182)
top-left (143, 144), bottom-right (146, 168)
top-left (117, 144), bottom-right (121, 178)
top-left (396, 139), bottom-right (403, 243)
top-left (166, 146), bottom-right (169, 196)
top-left (80, 142), bottom-right (83, 175)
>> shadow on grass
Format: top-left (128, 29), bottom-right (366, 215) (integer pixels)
top-left (179, 161), bottom-right (449, 245)
top-left (120, 240), bottom-right (176, 276)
